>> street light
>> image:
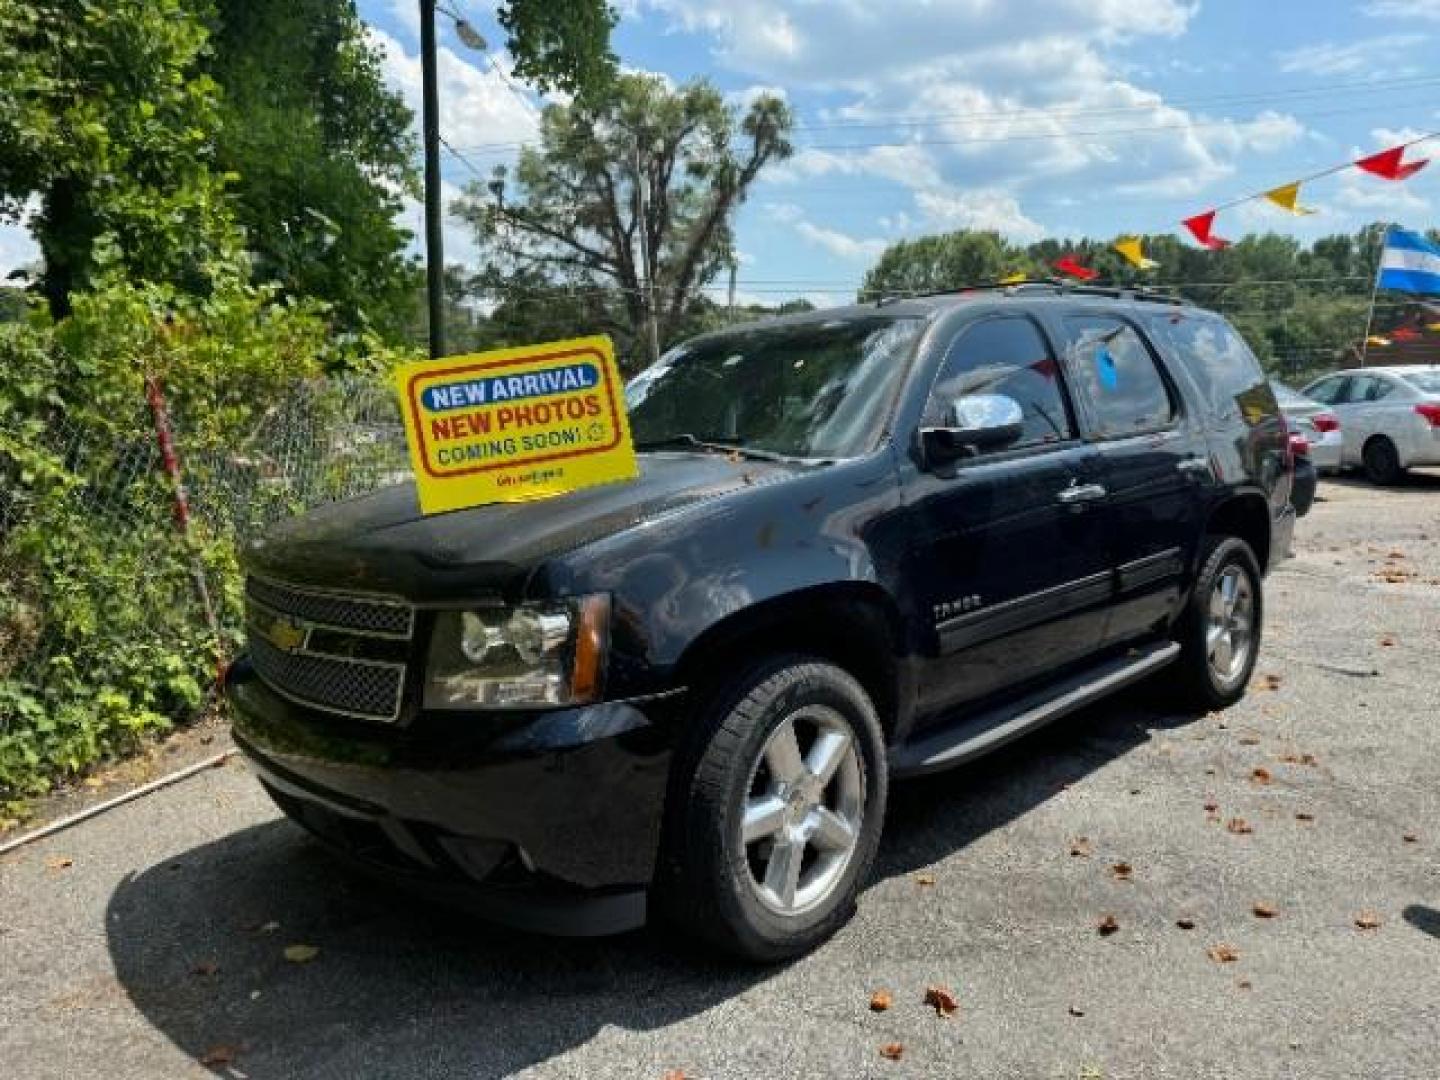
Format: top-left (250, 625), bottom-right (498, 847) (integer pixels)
top-left (418, 2), bottom-right (487, 359)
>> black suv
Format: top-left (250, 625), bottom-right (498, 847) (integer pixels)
top-left (228, 284), bottom-right (1294, 961)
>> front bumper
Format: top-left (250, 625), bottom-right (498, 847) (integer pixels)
top-left (225, 658), bottom-right (679, 935)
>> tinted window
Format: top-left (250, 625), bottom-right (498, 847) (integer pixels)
top-left (1304, 376), bottom-right (1348, 405)
top-left (923, 317), bottom-right (1073, 451)
top-left (1270, 382), bottom-right (1313, 408)
top-left (626, 316), bottom-right (925, 458)
top-left (1148, 312), bottom-right (1269, 422)
top-left (1066, 317), bottom-right (1176, 437)
top-left (1341, 375), bottom-right (1391, 403)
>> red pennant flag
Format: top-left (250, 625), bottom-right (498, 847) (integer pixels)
top-left (1355, 145), bottom-right (1429, 181)
top-left (1053, 256), bottom-right (1098, 281)
top-left (1182, 210), bottom-right (1231, 250)
top-left (1391, 326), bottom-right (1421, 342)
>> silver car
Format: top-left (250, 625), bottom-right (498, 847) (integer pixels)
top-left (1271, 381), bottom-right (1343, 472)
top-left (1301, 365), bottom-right (1440, 484)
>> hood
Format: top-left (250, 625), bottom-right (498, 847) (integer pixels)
top-left (243, 452), bottom-right (801, 600)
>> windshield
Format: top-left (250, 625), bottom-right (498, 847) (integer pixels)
top-left (625, 315), bottom-right (927, 459)
top-left (1401, 370), bottom-right (1440, 395)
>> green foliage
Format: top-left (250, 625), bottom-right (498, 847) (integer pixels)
top-left (0, 0), bottom-right (241, 319)
top-left (860, 224), bottom-right (1397, 383)
top-left (0, 270), bottom-right (410, 801)
top-left (456, 73), bottom-right (794, 371)
top-left (497, 0), bottom-right (619, 99)
top-left (205, 0), bottom-right (422, 339)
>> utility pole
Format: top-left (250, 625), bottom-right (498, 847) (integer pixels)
top-left (1359, 222), bottom-right (1391, 369)
top-left (634, 144), bottom-right (661, 367)
top-left (727, 257), bottom-right (737, 324)
top-left (420, 0), bottom-right (445, 359)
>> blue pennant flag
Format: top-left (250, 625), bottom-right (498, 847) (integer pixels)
top-left (1378, 228), bottom-right (1440, 295)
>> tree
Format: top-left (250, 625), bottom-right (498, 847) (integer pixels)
top-left (0, 0), bottom-right (239, 319)
top-left (455, 74), bottom-right (794, 369)
top-left (498, 0), bottom-right (618, 99)
top-left (204, 0), bottom-right (421, 339)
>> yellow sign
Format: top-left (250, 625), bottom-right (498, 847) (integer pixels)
top-left (394, 335), bottom-right (638, 514)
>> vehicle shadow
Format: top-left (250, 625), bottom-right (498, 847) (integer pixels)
top-left (1322, 467), bottom-right (1440, 493)
top-left (106, 689), bottom-right (1195, 1078)
top-left (1402, 904), bottom-right (1440, 941)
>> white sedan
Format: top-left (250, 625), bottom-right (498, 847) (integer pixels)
top-left (1302, 365), bottom-right (1440, 484)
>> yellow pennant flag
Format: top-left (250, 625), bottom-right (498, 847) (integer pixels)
top-left (1000, 271), bottom-right (1027, 284)
top-left (1427, 321), bottom-right (1440, 332)
top-left (1113, 237), bottom-right (1158, 270)
top-left (1264, 181), bottom-right (1316, 215)
top-left (1366, 335), bottom-right (1391, 347)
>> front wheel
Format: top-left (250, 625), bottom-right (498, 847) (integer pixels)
top-left (656, 657), bottom-right (888, 961)
top-left (1172, 535), bottom-right (1264, 711)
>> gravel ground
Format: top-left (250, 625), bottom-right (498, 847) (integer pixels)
top-left (2, 473), bottom-right (1438, 1080)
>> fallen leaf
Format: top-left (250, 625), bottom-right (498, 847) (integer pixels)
top-left (191, 960), bottom-right (220, 976)
top-left (869, 989), bottom-right (893, 1012)
top-left (1256, 674), bottom-right (1283, 691)
top-left (1251, 767), bottom-right (1272, 785)
top-left (1175, 917), bottom-right (1196, 930)
top-left (1252, 902), bottom-right (1279, 919)
top-left (200, 1045), bottom-right (238, 1066)
top-left (1295, 812), bottom-right (1315, 823)
top-left (1238, 735), bottom-right (1261, 746)
top-left (924, 985), bottom-right (959, 1018)
top-left (662, 1071), bottom-right (687, 1080)
top-left (1403, 832), bottom-right (1418, 843)
top-left (1203, 800), bottom-right (1218, 813)
top-left (879, 1043), bottom-right (904, 1061)
top-left (1097, 914), bottom-right (1120, 936)
top-left (1354, 911), bottom-right (1382, 930)
top-left (1380, 635), bottom-right (1396, 647)
top-left (283, 944), bottom-right (319, 963)
top-left (1110, 862), bottom-right (1133, 881)
top-left (1068, 1005), bottom-right (1086, 1017)
top-left (1237, 979), bottom-right (1253, 990)
top-left (1226, 818), bottom-right (1254, 835)
top-left (914, 872), bottom-right (936, 887)
top-left (1207, 944), bottom-right (1240, 963)
top-left (44, 855), bottom-right (73, 872)
top-left (1070, 837), bottom-right (1093, 858)
top-left (82, 777), bottom-right (104, 789)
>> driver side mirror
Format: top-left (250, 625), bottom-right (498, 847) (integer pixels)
top-left (920, 392), bottom-right (1025, 466)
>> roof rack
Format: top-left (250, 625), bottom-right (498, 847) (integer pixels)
top-left (873, 279), bottom-right (1192, 307)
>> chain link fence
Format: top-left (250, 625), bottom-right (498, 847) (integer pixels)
top-left (0, 378), bottom-right (408, 798)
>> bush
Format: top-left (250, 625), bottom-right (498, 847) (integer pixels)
top-left (0, 272), bottom-right (413, 802)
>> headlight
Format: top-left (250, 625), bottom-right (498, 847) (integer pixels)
top-left (423, 594), bottom-right (610, 709)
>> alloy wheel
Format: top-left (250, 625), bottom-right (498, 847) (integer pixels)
top-left (1206, 564), bottom-right (1255, 688)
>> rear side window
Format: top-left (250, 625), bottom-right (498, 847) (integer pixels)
top-left (1305, 376), bottom-right (1348, 405)
top-left (1064, 317), bottom-right (1176, 437)
top-left (1402, 370), bottom-right (1440, 395)
top-left (1147, 312), bottom-right (1271, 423)
top-left (924, 316), bottom-right (1075, 452)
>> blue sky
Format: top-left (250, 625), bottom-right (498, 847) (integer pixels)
top-left (5, 1), bottom-right (1440, 308)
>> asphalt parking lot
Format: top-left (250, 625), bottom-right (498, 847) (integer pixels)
top-left (3, 473), bottom-right (1439, 1080)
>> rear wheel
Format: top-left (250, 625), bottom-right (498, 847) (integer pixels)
top-left (1363, 436), bottom-right (1404, 485)
top-left (656, 657), bottom-right (887, 961)
top-left (1173, 535), bottom-right (1263, 711)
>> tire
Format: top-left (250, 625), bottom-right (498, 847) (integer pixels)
top-left (655, 656), bottom-right (888, 962)
top-left (1172, 535), bottom-right (1264, 712)
top-left (1362, 436), bottom-right (1404, 485)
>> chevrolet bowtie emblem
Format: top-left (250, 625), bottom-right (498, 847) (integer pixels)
top-left (261, 615), bottom-right (308, 653)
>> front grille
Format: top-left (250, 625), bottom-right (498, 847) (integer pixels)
top-left (246, 576), bottom-right (414, 639)
top-left (245, 575), bottom-right (413, 722)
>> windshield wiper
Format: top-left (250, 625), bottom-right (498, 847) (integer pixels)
top-left (633, 433), bottom-right (797, 463)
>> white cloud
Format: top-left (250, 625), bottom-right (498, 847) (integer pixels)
top-left (1275, 34), bottom-right (1426, 76)
top-left (766, 203), bottom-right (888, 260)
top-left (383, 0), bottom-right (421, 44)
top-left (0, 220), bottom-right (40, 281)
top-left (912, 188), bottom-right (1046, 241)
top-left (1363, 0), bottom-right (1440, 18)
top-left (397, 179), bottom-right (481, 269)
top-left (367, 27), bottom-right (538, 153)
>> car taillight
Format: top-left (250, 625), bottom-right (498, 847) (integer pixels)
top-left (1415, 403), bottom-right (1440, 427)
top-left (1288, 431), bottom-right (1310, 458)
top-left (1311, 412), bottom-right (1340, 433)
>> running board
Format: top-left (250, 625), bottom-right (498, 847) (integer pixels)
top-left (890, 640), bottom-right (1180, 777)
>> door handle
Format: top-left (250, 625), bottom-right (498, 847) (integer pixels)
top-left (1057, 482), bottom-right (1107, 504)
top-left (1177, 458), bottom-right (1211, 478)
